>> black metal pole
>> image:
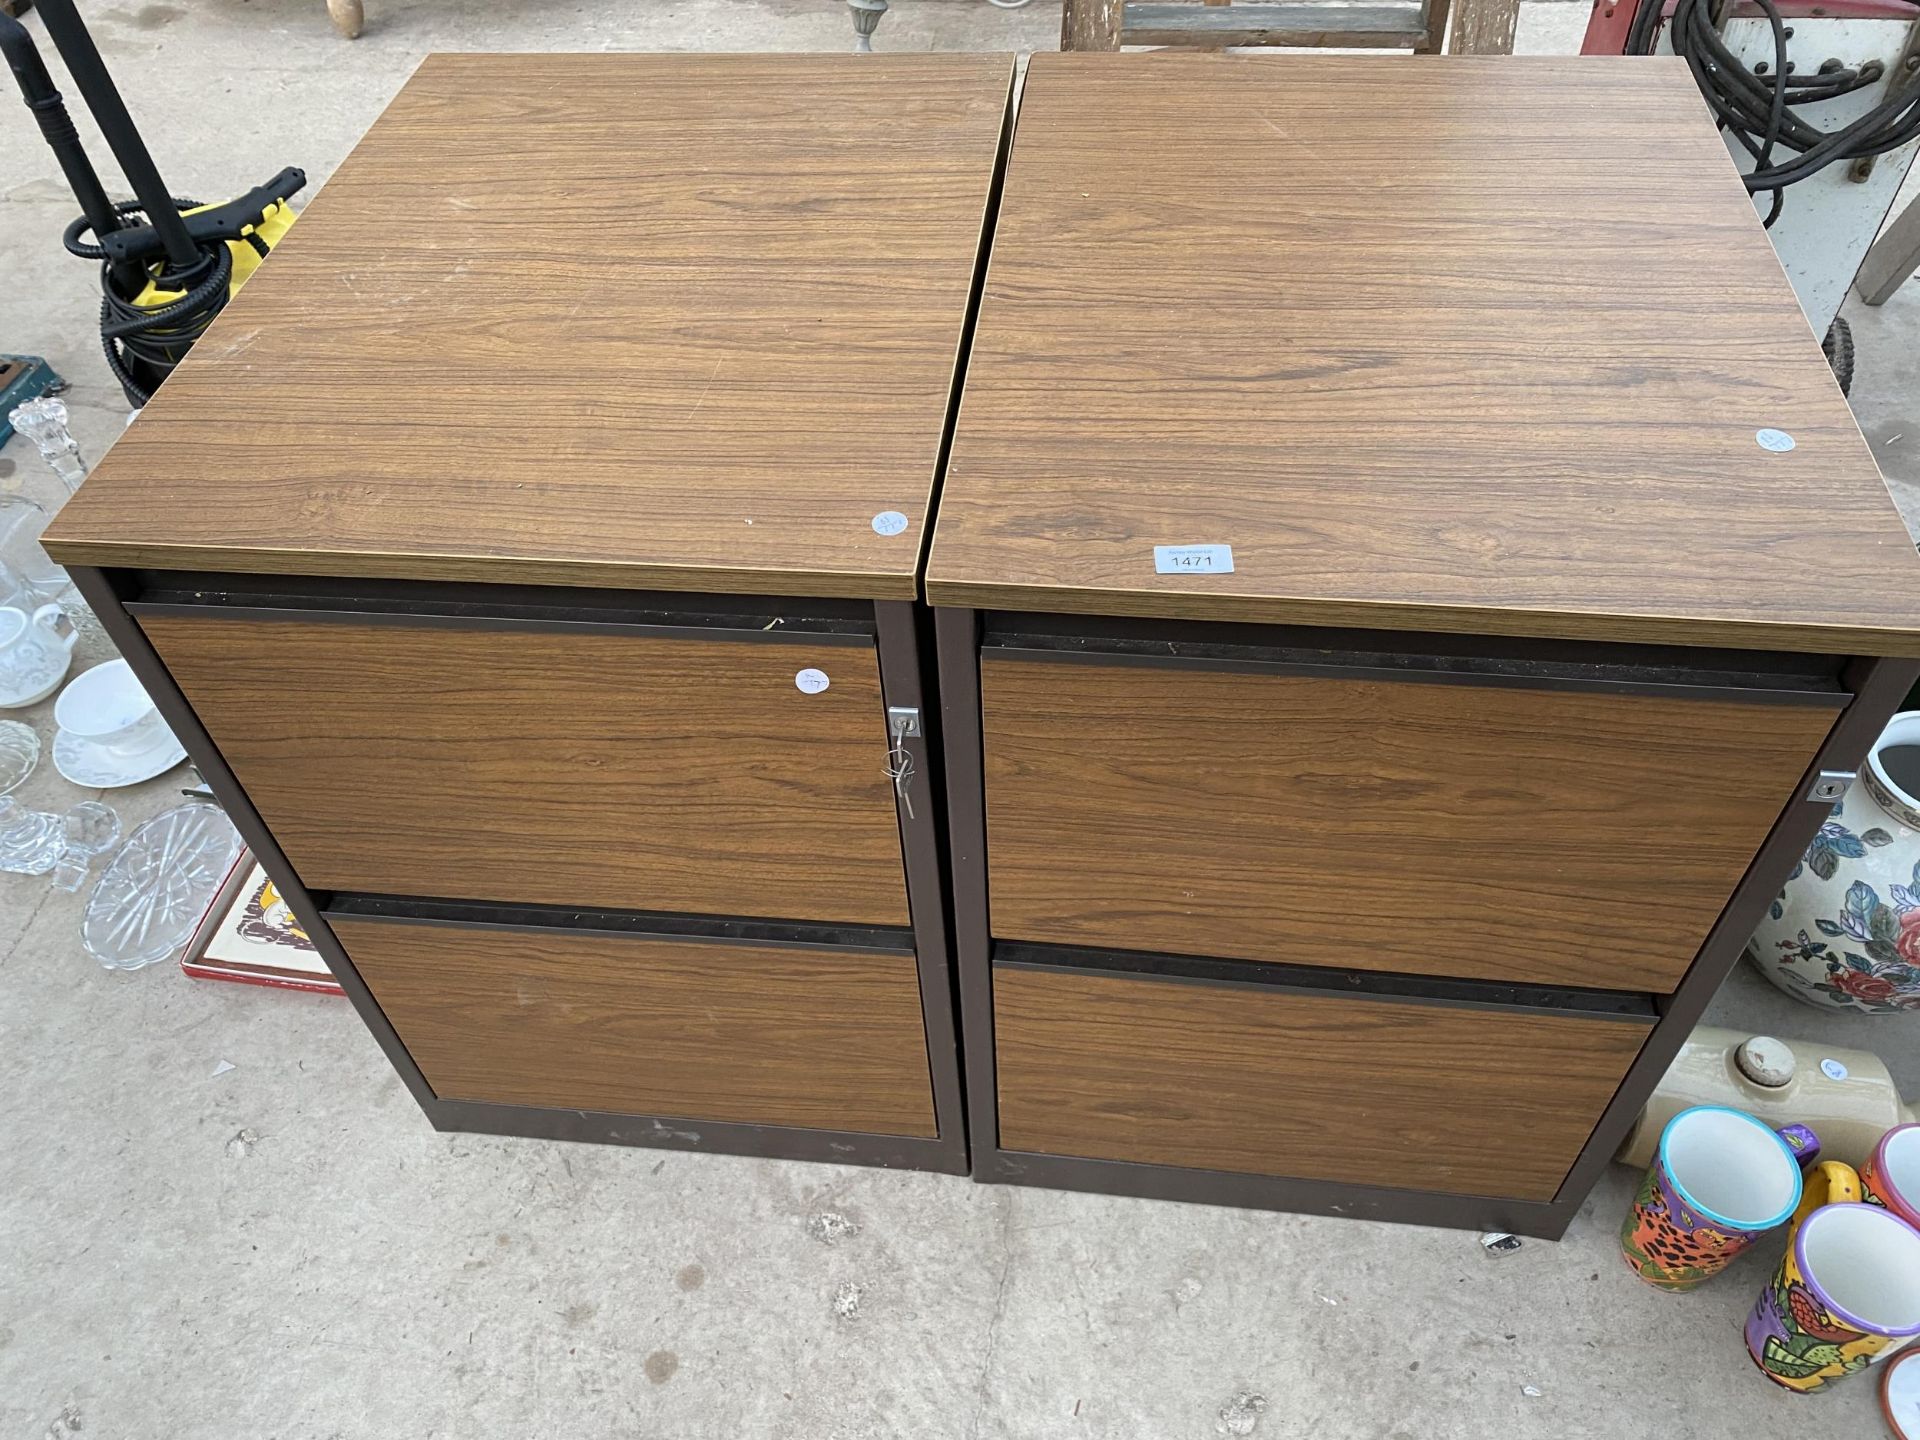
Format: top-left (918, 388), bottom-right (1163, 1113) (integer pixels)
top-left (30, 0), bottom-right (199, 272)
top-left (0, 11), bottom-right (147, 294)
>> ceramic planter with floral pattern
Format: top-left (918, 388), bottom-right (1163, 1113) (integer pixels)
top-left (1746, 712), bottom-right (1920, 1014)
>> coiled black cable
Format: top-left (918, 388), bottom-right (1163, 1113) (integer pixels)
top-left (63, 195), bottom-right (233, 407)
top-left (1630, 0), bottom-right (1920, 226)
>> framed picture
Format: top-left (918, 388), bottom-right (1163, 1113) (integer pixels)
top-left (180, 849), bottom-right (344, 995)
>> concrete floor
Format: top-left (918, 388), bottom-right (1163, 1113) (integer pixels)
top-left (3, 2), bottom-right (1920, 1435)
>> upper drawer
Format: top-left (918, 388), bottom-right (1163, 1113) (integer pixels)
top-left (979, 636), bottom-right (1840, 992)
top-left (139, 604), bottom-right (909, 925)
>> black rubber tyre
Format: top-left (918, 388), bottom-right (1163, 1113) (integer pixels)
top-left (1823, 315), bottom-right (1855, 396)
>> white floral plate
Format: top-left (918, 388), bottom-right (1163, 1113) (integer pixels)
top-left (53, 725), bottom-right (187, 789)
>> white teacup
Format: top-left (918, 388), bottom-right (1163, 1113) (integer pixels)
top-left (54, 659), bottom-right (169, 755)
top-left (0, 603), bottom-right (77, 708)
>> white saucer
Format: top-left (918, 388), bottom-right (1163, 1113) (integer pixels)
top-left (53, 725), bottom-right (187, 789)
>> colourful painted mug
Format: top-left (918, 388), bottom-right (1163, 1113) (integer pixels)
top-left (1746, 1196), bottom-right (1920, 1392)
top-left (1864, 1123), bottom-right (1920, 1229)
top-left (1620, 1105), bottom-right (1818, 1290)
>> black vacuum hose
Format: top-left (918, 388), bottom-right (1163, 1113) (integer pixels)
top-left (1628, 0), bottom-right (1920, 226)
top-left (65, 198), bottom-right (233, 408)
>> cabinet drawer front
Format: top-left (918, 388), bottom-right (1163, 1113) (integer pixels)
top-left (981, 656), bottom-right (1834, 991)
top-left (142, 613), bottom-right (909, 925)
top-left (994, 966), bottom-right (1646, 1200)
top-left (331, 915), bottom-right (937, 1136)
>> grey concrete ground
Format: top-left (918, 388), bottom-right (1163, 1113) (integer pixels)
top-left (3, 2), bottom-right (1919, 1435)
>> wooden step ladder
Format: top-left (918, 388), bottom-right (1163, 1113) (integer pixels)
top-left (1061, 0), bottom-right (1519, 56)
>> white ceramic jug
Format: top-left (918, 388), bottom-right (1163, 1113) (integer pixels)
top-left (0, 603), bottom-right (77, 708)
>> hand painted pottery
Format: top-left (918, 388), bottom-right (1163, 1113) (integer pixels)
top-left (1620, 1106), bottom-right (1813, 1290)
top-left (1792, 1157), bottom-right (1863, 1219)
top-left (1747, 711), bottom-right (1920, 1013)
top-left (1864, 1123), bottom-right (1920, 1229)
top-left (1746, 1202), bottom-right (1920, 1392)
top-left (1883, 1344), bottom-right (1920, 1440)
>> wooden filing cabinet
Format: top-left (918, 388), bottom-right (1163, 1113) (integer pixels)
top-left (45, 52), bottom-right (1016, 1173)
top-left (925, 55), bottom-right (1920, 1234)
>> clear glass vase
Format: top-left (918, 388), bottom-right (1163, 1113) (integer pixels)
top-left (0, 495), bottom-right (68, 601)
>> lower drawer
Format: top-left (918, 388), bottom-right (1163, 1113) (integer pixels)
top-left (329, 912), bottom-right (938, 1138)
top-left (993, 964), bottom-right (1649, 1200)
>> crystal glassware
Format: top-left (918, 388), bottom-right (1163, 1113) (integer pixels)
top-left (0, 720), bottom-right (37, 794)
top-left (49, 853), bottom-right (90, 893)
top-left (82, 803), bottom-right (242, 970)
top-left (0, 560), bottom-right (39, 612)
top-left (63, 800), bottom-right (122, 855)
top-left (0, 494), bottom-right (68, 600)
top-left (0, 795), bottom-right (63, 875)
top-left (7, 396), bottom-right (87, 493)
top-left (48, 800), bottom-right (124, 893)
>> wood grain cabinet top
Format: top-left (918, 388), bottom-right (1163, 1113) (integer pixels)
top-left (927, 54), bottom-right (1920, 657)
top-left (45, 53), bottom-right (1014, 600)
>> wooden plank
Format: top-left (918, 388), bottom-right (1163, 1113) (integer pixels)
top-left (980, 655), bottom-right (1836, 991)
top-left (335, 917), bottom-right (937, 1136)
top-left (994, 967), bottom-right (1647, 1198)
top-left (141, 612), bottom-right (911, 925)
top-left (926, 55), bottom-right (1920, 657)
top-left (1123, 3), bottom-right (1427, 46)
top-left (1857, 194), bottom-right (1920, 306)
top-left (43, 54), bottom-right (1015, 600)
top-left (1200, 0), bottom-right (1233, 55)
top-left (1446, 0), bottom-right (1517, 53)
top-left (1062, 0), bottom-right (1124, 49)
top-left (1416, 0), bottom-right (1453, 52)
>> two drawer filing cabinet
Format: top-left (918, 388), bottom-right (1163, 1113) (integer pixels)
top-left (49, 52), bottom-right (1920, 1235)
top-left (924, 55), bottom-right (1920, 1235)
top-left (46, 53), bottom-right (1017, 1174)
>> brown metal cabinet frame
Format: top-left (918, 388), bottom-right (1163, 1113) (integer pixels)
top-left (936, 604), bottom-right (1920, 1236)
top-left (73, 565), bottom-right (969, 1175)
